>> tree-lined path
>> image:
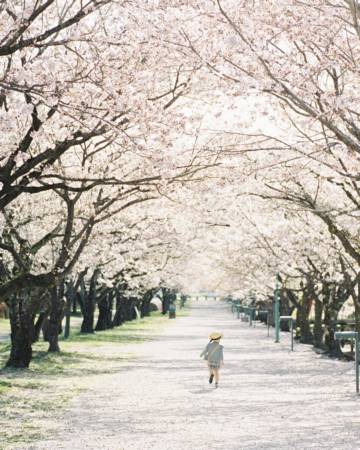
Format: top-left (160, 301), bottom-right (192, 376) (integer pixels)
top-left (26, 300), bottom-right (360, 450)
top-left (2, 2), bottom-right (360, 448)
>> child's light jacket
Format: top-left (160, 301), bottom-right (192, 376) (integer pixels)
top-left (200, 342), bottom-right (224, 364)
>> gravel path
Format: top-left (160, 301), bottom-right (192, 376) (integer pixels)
top-left (28, 299), bottom-right (360, 450)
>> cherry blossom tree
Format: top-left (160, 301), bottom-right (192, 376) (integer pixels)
top-left (3, 0), bottom-right (360, 369)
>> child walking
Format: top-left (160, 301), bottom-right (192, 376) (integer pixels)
top-left (200, 332), bottom-right (224, 388)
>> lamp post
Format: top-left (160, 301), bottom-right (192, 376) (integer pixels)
top-left (274, 273), bottom-right (280, 343)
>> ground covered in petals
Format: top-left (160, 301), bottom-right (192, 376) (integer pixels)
top-left (8, 300), bottom-right (360, 450)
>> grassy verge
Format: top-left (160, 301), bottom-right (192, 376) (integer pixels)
top-left (0, 303), bottom-right (191, 449)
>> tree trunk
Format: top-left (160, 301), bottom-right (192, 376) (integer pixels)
top-left (6, 295), bottom-right (34, 368)
top-left (180, 294), bottom-right (187, 309)
top-left (297, 302), bottom-right (312, 344)
top-left (112, 292), bottom-right (124, 327)
top-left (80, 269), bottom-right (100, 334)
top-left (353, 298), bottom-right (360, 361)
top-left (107, 291), bottom-right (114, 328)
top-left (72, 295), bottom-right (78, 314)
top-left (123, 298), bottom-right (135, 321)
top-left (33, 311), bottom-right (48, 343)
top-left (131, 298), bottom-right (138, 320)
top-left (313, 295), bottom-right (324, 348)
top-left (323, 288), bottom-right (343, 357)
top-left (81, 313), bottom-right (95, 333)
top-left (47, 284), bottom-right (65, 352)
top-left (140, 289), bottom-right (155, 318)
top-left (95, 293), bottom-right (111, 331)
top-left (64, 293), bottom-right (72, 339)
top-left (162, 289), bottom-right (170, 315)
top-left (140, 296), bottom-right (151, 317)
top-left (64, 281), bottom-right (76, 339)
top-left (355, 279), bottom-right (360, 337)
top-left (42, 315), bottom-right (50, 342)
top-left (80, 281), bottom-right (94, 333)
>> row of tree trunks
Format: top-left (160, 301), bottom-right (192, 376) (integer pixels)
top-left (3, 269), bottom-right (159, 368)
top-left (275, 272), bottom-right (355, 356)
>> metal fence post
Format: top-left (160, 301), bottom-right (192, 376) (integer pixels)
top-left (356, 333), bottom-right (359, 394)
top-left (274, 275), bottom-right (280, 343)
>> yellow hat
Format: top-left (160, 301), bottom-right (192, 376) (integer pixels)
top-left (210, 332), bottom-right (222, 340)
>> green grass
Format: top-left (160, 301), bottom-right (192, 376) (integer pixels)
top-left (4, 430), bottom-right (43, 445)
top-left (0, 379), bottom-right (11, 393)
top-left (0, 305), bottom-right (191, 449)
